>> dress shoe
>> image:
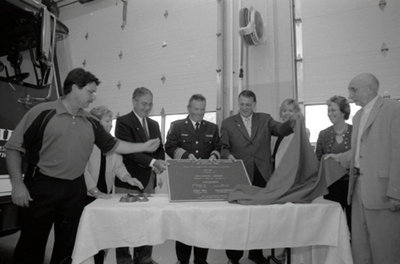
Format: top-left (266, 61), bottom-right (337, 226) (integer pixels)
top-left (248, 256), bottom-right (268, 264)
top-left (137, 259), bottom-right (158, 264)
top-left (117, 258), bottom-right (134, 264)
top-left (275, 250), bottom-right (286, 263)
top-left (227, 260), bottom-right (240, 264)
top-left (275, 255), bottom-right (285, 263)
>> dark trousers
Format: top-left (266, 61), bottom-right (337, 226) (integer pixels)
top-left (93, 251), bottom-right (105, 264)
top-left (85, 196), bottom-right (105, 264)
top-left (115, 184), bottom-right (154, 264)
top-left (116, 246), bottom-right (153, 264)
top-left (226, 165), bottom-right (266, 262)
top-left (13, 172), bottom-right (86, 264)
top-left (226, 250), bottom-right (265, 262)
top-left (324, 177), bottom-right (351, 232)
top-left (175, 241), bottom-right (208, 264)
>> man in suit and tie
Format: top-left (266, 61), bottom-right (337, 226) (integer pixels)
top-left (165, 94), bottom-right (221, 264)
top-left (220, 90), bottom-right (293, 264)
top-left (115, 87), bottom-right (167, 264)
top-left (326, 73), bottom-right (400, 264)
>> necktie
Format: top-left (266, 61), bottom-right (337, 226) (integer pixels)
top-left (244, 117), bottom-right (251, 136)
top-left (97, 152), bottom-right (107, 193)
top-left (142, 117), bottom-right (149, 139)
top-left (195, 122), bottom-right (200, 132)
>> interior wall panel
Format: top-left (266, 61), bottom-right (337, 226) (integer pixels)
top-left (222, 0), bottom-right (295, 120)
top-left (301, 0), bottom-right (400, 103)
top-left (60, 0), bottom-right (217, 116)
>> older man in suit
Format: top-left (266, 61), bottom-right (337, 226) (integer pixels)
top-left (220, 90), bottom-right (293, 264)
top-left (115, 87), bottom-right (167, 264)
top-left (327, 73), bottom-right (400, 264)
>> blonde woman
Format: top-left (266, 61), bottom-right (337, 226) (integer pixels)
top-left (272, 99), bottom-right (307, 170)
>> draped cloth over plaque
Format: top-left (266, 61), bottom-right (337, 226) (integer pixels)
top-left (229, 119), bottom-right (331, 205)
top-left (320, 157), bottom-right (347, 187)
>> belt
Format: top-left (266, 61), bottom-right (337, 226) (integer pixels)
top-left (353, 167), bottom-right (360, 175)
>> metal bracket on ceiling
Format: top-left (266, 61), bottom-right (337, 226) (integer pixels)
top-left (378, 0), bottom-right (387, 10)
top-left (381, 42), bottom-right (389, 56)
top-left (121, 0), bottom-right (127, 29)
top-left (294, 18), bottom-right (302, 25)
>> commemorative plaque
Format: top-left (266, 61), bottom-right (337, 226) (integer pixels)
top-left (167, 159), bottom-right (251, 201)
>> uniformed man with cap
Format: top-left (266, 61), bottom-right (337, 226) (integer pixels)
top-left (165, 94), bottom-right (221, 264)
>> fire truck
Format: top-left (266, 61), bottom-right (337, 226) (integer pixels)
top-left (0, 0), bottom-right (67, 237)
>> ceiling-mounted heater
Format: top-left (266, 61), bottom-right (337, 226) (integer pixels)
top-left (239, 7), bottom-right (265, 46)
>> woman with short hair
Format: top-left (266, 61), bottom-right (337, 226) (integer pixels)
top-left (85, 105), bottom-right (143, 199)
top-left (315, 95), bottom-right (352, 229)
top-left (84, 105), bottom-right (144, 264)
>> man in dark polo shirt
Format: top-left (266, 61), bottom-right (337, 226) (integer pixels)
top-left (165, 94), bottom-right (221, 264)
top-left (5, 68), bottom-right (160, 264)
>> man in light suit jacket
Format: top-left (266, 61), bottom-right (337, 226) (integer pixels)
top-left (115, 87), bottom-right (167, 264)
top-left (220, 90), bottom-right (293, 264)
top-left (327, 73), bottom-right (400, 264)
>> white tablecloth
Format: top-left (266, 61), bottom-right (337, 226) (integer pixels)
top-left (72, 194), bottom-right (352, 264)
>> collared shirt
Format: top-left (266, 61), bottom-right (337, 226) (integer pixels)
top-left (240, 114), bottom-right (253, 136)
top-left (5, 100), bottom-right (117, 180)
top-left (189, 118), bottom-right (201, 130)
top-left (355, 95), bottom-right (379, 168)
top-left (132, 109), bottom-right (155, 167)
top-left (133, 110), bottom-right (146, 128)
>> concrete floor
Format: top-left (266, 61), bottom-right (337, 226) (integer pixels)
top-left (0, 229), bottom-right (274, 264)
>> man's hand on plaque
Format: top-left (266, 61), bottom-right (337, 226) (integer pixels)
top-left (209, 154), bottom-right (217, 161)
top-left (153, 167), bottom-right (160, 174)
top-left (227, 154), bottom-right (237, 162)
top-left (153, 159), bottom-right (168, 174)
top-left (188, 154), bottom-right (197, 160)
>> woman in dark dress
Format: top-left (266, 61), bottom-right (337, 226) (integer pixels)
top-left (316, 95), bottom-right (352, 230)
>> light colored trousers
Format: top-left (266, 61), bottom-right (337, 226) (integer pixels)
top-left (352, 180), bottom-right (400, 264)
